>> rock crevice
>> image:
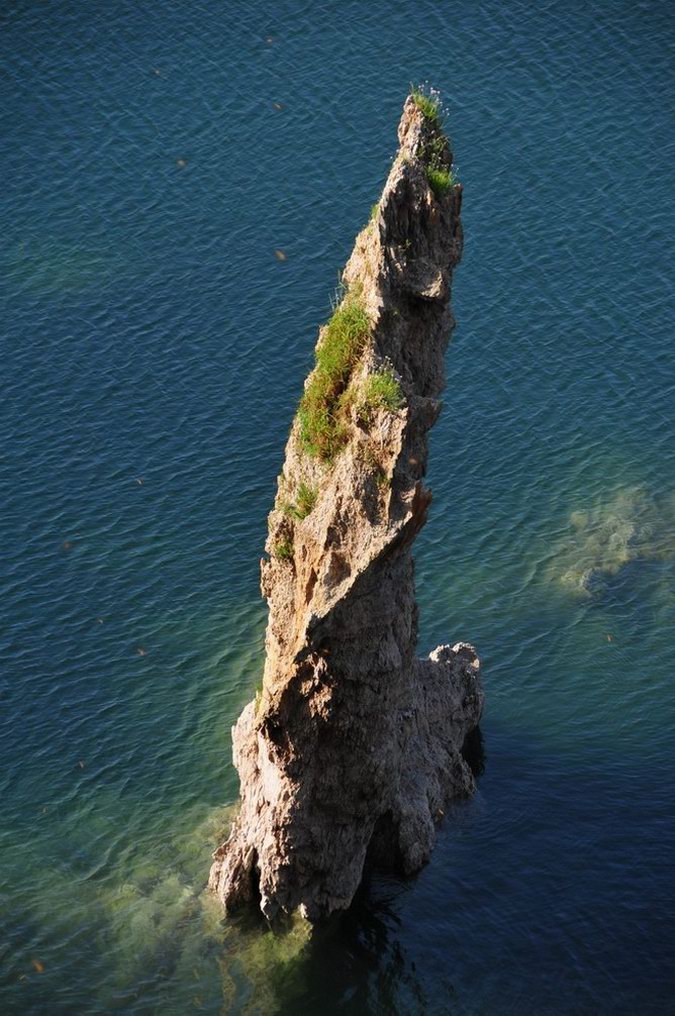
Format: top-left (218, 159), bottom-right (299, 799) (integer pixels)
top-left (209, 94), bottom-right (484, 922)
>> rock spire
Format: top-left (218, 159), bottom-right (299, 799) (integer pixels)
top-left (209, 93), bottom-right (483, 921)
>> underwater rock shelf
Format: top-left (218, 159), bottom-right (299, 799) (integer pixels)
top-left (209, 94), bottom-right (484, 922)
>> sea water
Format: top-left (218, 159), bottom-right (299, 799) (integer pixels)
top-left (1, 1), bottom-right (673, 1012)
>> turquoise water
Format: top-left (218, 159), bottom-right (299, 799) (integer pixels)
top-left (2, 1), bottom-right (673, 1012)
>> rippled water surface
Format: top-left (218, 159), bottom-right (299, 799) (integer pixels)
top-left (2, 1), bottom-right (673, 1013)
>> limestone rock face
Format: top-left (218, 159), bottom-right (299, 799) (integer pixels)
top-left (209, 96), bottom-right (484, 922)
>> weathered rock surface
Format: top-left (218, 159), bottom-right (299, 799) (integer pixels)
top-left (209, 95), bottom-right (484, 922)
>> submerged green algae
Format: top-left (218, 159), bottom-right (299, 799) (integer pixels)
top-left (5, 238), bottom-right (116, 293)
top-left (548, 486), bottom-right (675, 595)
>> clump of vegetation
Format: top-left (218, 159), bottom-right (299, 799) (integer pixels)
top-left (375, 468), bottom-right (392, 490)
top-left (410, 84), bottom-right (458, 199)
top-left (426, 166), bottom-right (454, 196)
top-left (411, 86), bottom-right (443, 128)
top-left (282, 481), bottom-right (318, 520)
top-left (357, 369), bottom-right (404, 426)
top-left (295, 481), bottom-right (318, 518)
top-left (273, 538), bottom-right (294, 561)
top-left (297, 292), bottom-right (371, 462)
top-left (370, 202), bottom-right (379, 222)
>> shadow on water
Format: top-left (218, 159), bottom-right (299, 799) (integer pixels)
top-left (461, 725), bottom-right (486, 779)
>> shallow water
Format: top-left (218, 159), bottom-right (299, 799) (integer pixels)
top-left (1, 1), bottom-right (673, 1013)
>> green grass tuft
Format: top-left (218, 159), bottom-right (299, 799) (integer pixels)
top-left (364, 371), bottom-right (403, 411)
top-left (411, 89), bottom-right (442, 128)
top-left (297, 295), bottom-right (371, 461)
top-left (358, 369), bottom-right (404, 426)
top-left (426, 166), bottom-right (454, 197)
top-left (273, 539), bottom-right (294, 560)
top-left (282, 482), bottom-right (318, 520)
top-left (295, 482), bottom-right (318, 518)
top-left (370, 202), bottom-right (379, 222)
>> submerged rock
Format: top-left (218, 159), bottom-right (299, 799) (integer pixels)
top-left (551, 486), bottom-right (675, 595)
top-left (210, 93), bottom-right (483, 921)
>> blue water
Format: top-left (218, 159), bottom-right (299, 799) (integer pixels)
top-left (2, 1), bottom-right (673, 1013)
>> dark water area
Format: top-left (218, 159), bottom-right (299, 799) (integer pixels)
top-left (1, 1), bottom-right (673, 1012)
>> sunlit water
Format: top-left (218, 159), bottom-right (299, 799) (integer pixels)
top-left (2, 2), bottom-right (673, 1013)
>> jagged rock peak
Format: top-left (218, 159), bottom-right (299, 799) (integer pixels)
top-left (209, 91), bottom-right (483, 922)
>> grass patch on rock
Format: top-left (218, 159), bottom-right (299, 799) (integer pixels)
top-left (411, 87), bottom-right (442, 129)
top-left (297, 293), bottom-right (371, 462)
top-left (273, 539), bottom-right (294, 561)
top-left (426, 166), bottom-right (454, 197)
top-left (357, 369), bottom-right (404, 426)
top-left (282, 482), bottom-right (318, 520)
